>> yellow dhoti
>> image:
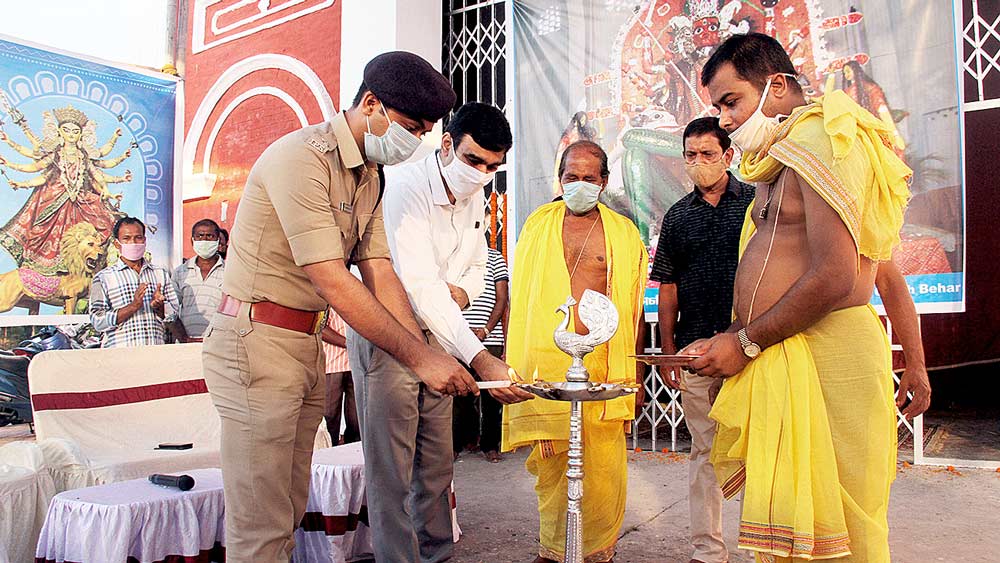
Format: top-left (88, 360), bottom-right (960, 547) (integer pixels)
top-left (711, 306), bottom-right (896, 562)
top-left (501, 202), bottom-right (648, 563)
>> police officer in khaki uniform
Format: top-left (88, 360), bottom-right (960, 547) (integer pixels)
top-left (202, 52), bottom-right (476, 563)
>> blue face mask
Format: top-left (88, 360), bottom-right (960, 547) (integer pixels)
top-left (562, 180), bottom-right (603, 214)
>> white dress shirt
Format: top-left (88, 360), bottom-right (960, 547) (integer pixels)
top-left (383, 152), bottom-right (488, 365)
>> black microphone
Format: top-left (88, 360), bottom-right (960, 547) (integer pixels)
top-left (148, 473), bottom-right (195, 491)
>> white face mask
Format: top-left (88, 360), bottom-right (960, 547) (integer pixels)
top-left (728, 74), bottom-right (794, 155)
top-left (364, 105), bottom-right (422, 165)
top-left (562, 180), bottom-right (603, 214)
top-left (441, 151), bottom-right (494, 201)
top-left (192, 240), bottom-right (219, 260)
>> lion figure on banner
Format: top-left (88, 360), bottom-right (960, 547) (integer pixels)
top-left (0, 222), bottom-right (105, 315)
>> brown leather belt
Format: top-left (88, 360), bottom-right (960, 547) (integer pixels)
top-left (217, 294), bottom-right (327, 335)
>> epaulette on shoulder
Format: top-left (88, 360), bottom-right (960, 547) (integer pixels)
top-left (305, 135), bottom-right (333, 153)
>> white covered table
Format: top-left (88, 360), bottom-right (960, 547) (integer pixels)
top-left (34, 468), bottom-right (225, 563)
top-left (293, 443), bottom-right (460, 561)
top-left (34, 444), bottom-right (454, 562)
top-left (0, 442), bottom-right (56, 563)
top-left (1, 466), bottom-right (48, 563)
top-left (294, 442), bottom-right (373, 562)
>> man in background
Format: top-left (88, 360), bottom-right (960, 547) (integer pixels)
top-left (322, 309), bottom-right (359, 444)
top-left (171, 218), bottom-right (225, 342)
top-left (90, 216), bottom-right (179, 348)
top-left (218, 228), bottom-right (229, 260)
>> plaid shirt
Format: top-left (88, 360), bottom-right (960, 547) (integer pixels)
top-left (89, 259), bottom-right (179, 348)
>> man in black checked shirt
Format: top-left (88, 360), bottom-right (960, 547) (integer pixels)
top-left (649, 116), bottom-right (753, 563)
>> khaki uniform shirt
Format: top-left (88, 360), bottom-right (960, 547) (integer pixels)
top-left (222, 112), bottom-right (390, 311)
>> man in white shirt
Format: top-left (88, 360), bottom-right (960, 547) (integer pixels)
top-left (349, 102), bottom-right (532, 563)
top-left (170, 218), bottom-right (225, 342)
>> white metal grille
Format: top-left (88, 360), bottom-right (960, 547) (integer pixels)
top-left (962, 0), bottom-right (1000, 111)
top-left (632, 322), bottom-right (684, 453)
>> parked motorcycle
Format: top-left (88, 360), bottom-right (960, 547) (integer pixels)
top-left (0, 351), bottom-right (31, 427)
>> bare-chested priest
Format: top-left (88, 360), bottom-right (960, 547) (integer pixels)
top-left (502, 141), bottom-right (648, 563)
top-left (682, 33), bottom-right (927, 563)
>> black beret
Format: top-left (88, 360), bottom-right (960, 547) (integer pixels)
top-left (363, 51), bottom-right (457, 123)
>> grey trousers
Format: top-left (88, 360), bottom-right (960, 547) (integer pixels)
top-left (349, 328), bottom-right (454, 563)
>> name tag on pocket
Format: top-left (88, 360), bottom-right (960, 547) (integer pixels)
top-left (339, 202), bottom-right (353, 213)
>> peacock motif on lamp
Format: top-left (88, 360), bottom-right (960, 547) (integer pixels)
top-left (553, 290), bottom-right (619, 384)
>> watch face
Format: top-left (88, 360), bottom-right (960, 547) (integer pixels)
top-left (745, 343), bottom-right (761, 358)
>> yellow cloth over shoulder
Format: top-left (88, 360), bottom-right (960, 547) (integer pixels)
top-left (739, 89), bottom-right (911, 261)
top-left (501, 202), bottom-right (648, 451)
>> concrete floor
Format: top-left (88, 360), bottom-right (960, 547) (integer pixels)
top-left (450, 448), bottom-right (1000, 563)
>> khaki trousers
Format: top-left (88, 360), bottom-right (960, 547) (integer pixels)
top-left (684, 373), bottom-right (728, 563)
top-left (202, 305), bottom-right (325, 563)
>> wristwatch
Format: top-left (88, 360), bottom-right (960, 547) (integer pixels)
top-left (737, 328), bottom-right (762, 359)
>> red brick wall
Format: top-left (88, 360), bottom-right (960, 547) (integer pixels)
top-left (180, 0), bottom-right (342, 257)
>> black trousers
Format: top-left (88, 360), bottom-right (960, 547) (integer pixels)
top-left (452, 344), bottom-right (504, 453)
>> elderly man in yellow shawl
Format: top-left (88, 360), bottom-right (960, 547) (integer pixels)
top-left (681, 33), bottom-right (916, 563)
top-left (502, 140), bottom-right (648, 563)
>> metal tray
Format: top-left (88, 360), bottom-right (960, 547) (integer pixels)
top-left (516, 381), bottom-right (637, 402)
top-left (631, 354), bottom-right (700, 367)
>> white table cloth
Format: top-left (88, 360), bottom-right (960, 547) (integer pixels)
top-left (0, 442), bottom-right (57, 563)
top-left (294, 443), bottom-right (373, 562)
top-left (34, 444), bottom-right (457, 562)
top-left (1, 465), bottom-right (49, 563)
top-left (34, 468), bottom-right (225, 563)
top-left (293, 443), bottom-right (461, 562)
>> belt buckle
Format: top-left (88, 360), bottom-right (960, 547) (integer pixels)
top-left (311, 309), bottom-right (329, 335)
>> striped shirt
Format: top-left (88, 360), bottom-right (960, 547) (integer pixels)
top-left (650, 173), bottom-right (755, 348)
top-left (323, 309), bottom-right (350, 373)
top-left (461, 248), bottom-right (509, 346)
top-left (172, 256), bottom-right (225, 339)
top-left (89, 259), bottom-right (180, 348)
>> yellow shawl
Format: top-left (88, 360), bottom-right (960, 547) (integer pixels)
top-left (739, 89), bottom-right (911, 261)
top-left (501, 202), bottom-right (648, 451)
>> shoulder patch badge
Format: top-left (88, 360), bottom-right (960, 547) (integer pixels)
top-left (306, 136), bottom-right (333, 153)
